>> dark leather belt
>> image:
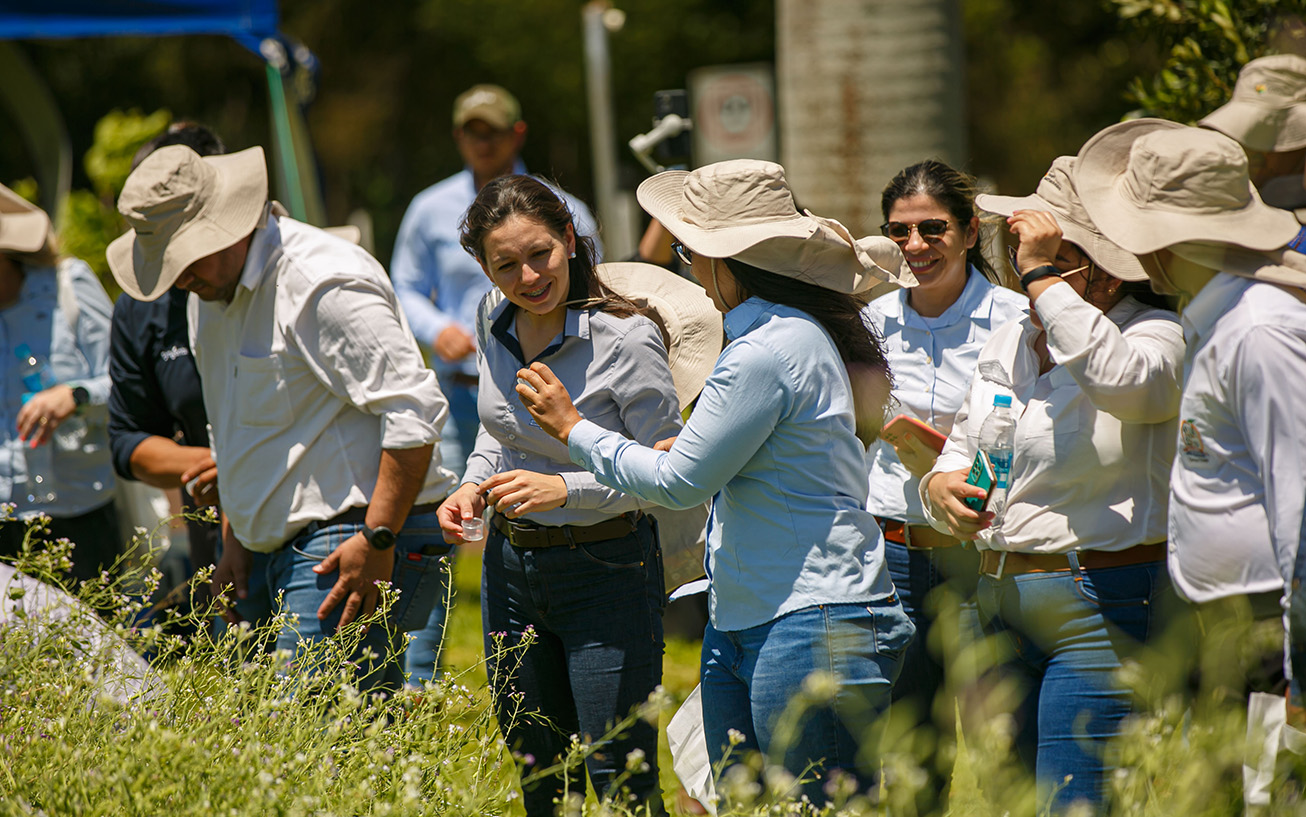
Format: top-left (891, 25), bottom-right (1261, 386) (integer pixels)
top-left (446, 372), bottom-right (479, 387)
top-left (292, 501), bottom-right (446, 553)
top-left (875, 516), bottom-right (960, 549)
top-left (492, 511), bottom-right (641, 549)
top-left (978, 542), bottom-right (1167, 579)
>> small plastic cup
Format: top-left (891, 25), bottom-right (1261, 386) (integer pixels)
top-left (461, 517), bottom-right (485, 543)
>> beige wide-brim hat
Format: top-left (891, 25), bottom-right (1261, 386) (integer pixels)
top-left (977, 155), bottom-right (1149, 282)
top-left (637, 159), bottom-right (915, 293)
top-left (595, 261), bottom-right (723, 411)
top-left (107, 145), bottom-right (268, 301)
top-left (1073, 119), bottom-right (1301, 255)
top-left (1200, 54), bottom-right (1306, 153)
top-left (0, 183), bottom-right (55, 257)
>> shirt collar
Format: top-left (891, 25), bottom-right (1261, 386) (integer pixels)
top-left (236, 204), bottom-right (278, 294)
top-left (897, 265), bottom-right (990, 327)
top-left (489, 299), bottom-right (590, 365)
top-left (1181, 272), bottom-right (1249, 344)
top-left (722, 297), bottom-right (773, 342)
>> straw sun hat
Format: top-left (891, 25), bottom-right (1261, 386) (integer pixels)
top-left (1199, 53), bottom-right (1306, 153)
top-left (107, 144), bottom-right (268, 302)
top-left (0, 183), bottom-right (55, 258)
top-left (636, 159), bottom-right (915, 293)
top-left (976, 155), bottom-right (1149, 282)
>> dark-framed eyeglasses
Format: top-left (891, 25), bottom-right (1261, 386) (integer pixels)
top-left (880, 219), bottom-right (951, 243)
top-left (671, 239), bottom-right (693, 266)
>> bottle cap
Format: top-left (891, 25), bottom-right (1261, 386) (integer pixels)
top-left (993, 394), bottom-right (1012, 407)
top-left (14, 343), bottom-right (32, 360)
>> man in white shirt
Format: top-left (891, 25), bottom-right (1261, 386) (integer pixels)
top-left (1075, 119), bottom-right (1306, 800)
top-left (107, 145), bottom-right (457, 690)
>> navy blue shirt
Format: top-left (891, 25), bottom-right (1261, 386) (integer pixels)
top-left (108, 289), bottom-right (210, 479)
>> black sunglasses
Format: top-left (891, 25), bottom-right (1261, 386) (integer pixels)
top-left (880, 219), bottom-right (951, 242)
top-left (671, 239), bottom-right (693, 266)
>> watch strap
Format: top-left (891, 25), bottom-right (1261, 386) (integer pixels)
top-left (1020, 265), bottom-right (1062, 292)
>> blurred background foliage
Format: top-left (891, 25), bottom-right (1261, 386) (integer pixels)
top-left (0, 0), bottom-right (1302, 280)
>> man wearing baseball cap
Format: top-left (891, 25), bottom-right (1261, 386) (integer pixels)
top-left (389, 83), bottom-right (601, 684)
top-left (108, 144), bottom-right (458, 691)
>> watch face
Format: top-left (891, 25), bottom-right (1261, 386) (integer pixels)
top-left (367, 526), bottom-right (397, 550)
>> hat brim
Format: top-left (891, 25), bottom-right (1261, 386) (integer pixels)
top-left (0, 210), bottom-right (53, 255)
top-left (976, 191), bottom-right (1150, 282)
top-left (1075, 119), bottom-right (1301, 256)
top-left (1201, 100), bottom-right (1306, 153)
top-left (107, 147), bottom-right (268, 302)
top-left (636, 170), bottom-right (818, 259)
top-left (595, 261), bottom-right (724, 410)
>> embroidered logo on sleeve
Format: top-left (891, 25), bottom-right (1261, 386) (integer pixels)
top-left (1179, 419), bottom-right (1209, 463)
top-left (160, 345), bottom-right (191, 362)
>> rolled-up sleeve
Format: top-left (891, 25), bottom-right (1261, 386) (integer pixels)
top-left (293, 277), bottom-right (447, 450)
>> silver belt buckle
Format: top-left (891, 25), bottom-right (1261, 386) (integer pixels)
top-left (983, 551), bottom-right (1007, 579)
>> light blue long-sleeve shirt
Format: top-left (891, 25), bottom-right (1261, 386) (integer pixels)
top-left (569, 297), bottom-right (895, 631)
top-left (390, 162), bottom-right (602, 376)
top-left (862, 269), bottom-right (1028, 524)
top-left (0, 260), bottom-right (115, 517)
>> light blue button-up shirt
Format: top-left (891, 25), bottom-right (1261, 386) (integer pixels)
top-left (390, 162), bottom-right (602, 376)
top-left (0, 260), bottom-right (115, 517)
top-left (569, 297), bottom-right (894, 631)
top-left (863, 269), bottom-right (1027, 525)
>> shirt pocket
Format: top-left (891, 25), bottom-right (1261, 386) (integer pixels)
top-left (234, 354), bottom-right (294, 428)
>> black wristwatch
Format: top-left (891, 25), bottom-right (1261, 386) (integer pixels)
top-left (70, 385), bottom-right (90, 411)
top-left (362, 524), bottom-right (397, 550)
top-left (1020, 265), bottom-right (1062, 292)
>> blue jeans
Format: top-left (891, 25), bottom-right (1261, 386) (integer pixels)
top-left (700, 599), bottom-right (914, 802)
top-left (482, 514), bottom-right (667, 817)
top-left (402, 374), bottom-right (478, 684)
top-left (435, 375), bottom-right (479, 480)
top-left (235, 509), bottom-right (450, 692)
top-left (976, 557), bottom-right (1172, 814)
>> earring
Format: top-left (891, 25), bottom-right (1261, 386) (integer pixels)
top-left (568, 251), bottom-right (576, 259)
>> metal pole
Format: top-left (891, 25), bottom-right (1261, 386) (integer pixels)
top-left (582, 1), bottom-right (635, 260)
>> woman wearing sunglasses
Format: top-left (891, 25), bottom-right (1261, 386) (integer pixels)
top-left (861, 160), bottom-right (1026, 805)
top-left (920, 157), bottom-right (1184, 813)
top-left (516, 159), bottom-right (916, 802)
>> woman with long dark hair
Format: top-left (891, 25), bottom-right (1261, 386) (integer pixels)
top-left (436, 175), bottom-right (683, 815)
top-left (517, 159), bottom-right (917, 802)
top-left (862, 160), bottom-right (1026, 801)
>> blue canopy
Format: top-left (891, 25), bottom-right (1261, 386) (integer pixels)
top-left (0, 1), bottom-right (278, 53)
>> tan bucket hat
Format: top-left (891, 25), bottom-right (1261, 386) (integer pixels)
top-left (1073, 119), bottom-right (1301, 255)
top-left (977, 156), bottom-right (1149, 282)
top-left (1199, 54), bottom-right (1306, 153)
top-left (594, 261), bottom-right (724, 411)
top-left (0, 183), bottom-right (55, 257)
top-left (107, 145), bottom-right (268, 302)
top-left (637, 159), bottom-right (915, 293)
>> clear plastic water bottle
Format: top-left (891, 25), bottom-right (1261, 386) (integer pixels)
top-left (978, 394), bottom-right (1016, 528)
top-left (13, 344), bottom-right (88, 505)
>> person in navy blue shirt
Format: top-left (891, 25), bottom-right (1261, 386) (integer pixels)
top-left (107, 123), bottom-right (224, 580)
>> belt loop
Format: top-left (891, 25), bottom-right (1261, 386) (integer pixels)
top-left (994, 552), bottom-right (1006, 580)
top-left (903, 524), bottom-right (912, 549)
top-left (563, 526), bottom-right (578, 549)
top-left (1067, 550), bottom-right (1084, 581)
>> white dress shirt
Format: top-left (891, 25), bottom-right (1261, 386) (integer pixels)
top-left (863, 270), bottom-right (1027, 524)
top-left (190, 212), bottom-right (457, 552)
top-left (922, 285), bottom-right (1184, 554)
top-left (1167, 272), bottom-right (1306, 603)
